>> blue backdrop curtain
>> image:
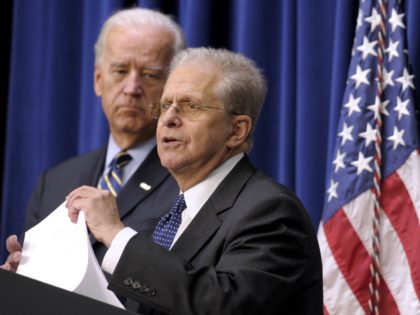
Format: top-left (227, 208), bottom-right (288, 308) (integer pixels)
top-left (1, 0), bottom-right (420, 261)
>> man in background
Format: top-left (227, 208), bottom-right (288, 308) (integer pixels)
top-left (67, 47), bottom-right (323, 314)
top-left (2, 7), bottom-right (185, 269)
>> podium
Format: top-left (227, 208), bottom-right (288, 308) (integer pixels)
top-left (0, 269), bottom-right (135, 314)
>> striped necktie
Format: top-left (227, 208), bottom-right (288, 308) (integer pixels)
top-left (152, 193), bottom-right (187, 250)
top-left (98, 151), bottom-right (132, 196)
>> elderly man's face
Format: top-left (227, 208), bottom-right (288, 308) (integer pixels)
top-left (94, 25), bottom-right (174, 145)
top-left (157, 63), bottom-right (235, 189)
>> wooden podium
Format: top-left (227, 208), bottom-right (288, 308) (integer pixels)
top-left (0, 269), bottom-right (135, 314)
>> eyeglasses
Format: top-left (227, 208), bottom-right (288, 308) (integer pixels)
top-left (149, 101), bottom-right (238, 120)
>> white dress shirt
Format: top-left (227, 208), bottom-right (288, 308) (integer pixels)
top-left (102, 153), bottom-right (244, 274)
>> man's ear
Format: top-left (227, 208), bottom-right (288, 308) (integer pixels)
top-left (226, 115), bottom-right (252, 149)
top-left (93, 65), bottom-right (102, 97)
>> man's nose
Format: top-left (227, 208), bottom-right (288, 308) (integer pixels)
top-left (123, 73), bottom-right (142, 95)
top-left (160, 105), bottom-right (182, 127)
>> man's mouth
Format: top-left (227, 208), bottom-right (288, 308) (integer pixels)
top-left (163, 136), bottom-right (179, 143)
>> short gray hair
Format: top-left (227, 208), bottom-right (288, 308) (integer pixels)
top-left (95, 7), bottom-right (186, 65)
top-left (169, 47), bottom-right (267, 145)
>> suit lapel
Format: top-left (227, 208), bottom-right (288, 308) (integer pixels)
top-left (116, 147), bottom-right (171, 219)
top-left (171, 156), bottom-right (257, 261)
top-left (79, 147), bottom-right (106, 186)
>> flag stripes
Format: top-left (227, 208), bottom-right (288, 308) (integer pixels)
top-left (319, 0), bottom-right (420, 313)
top-left (321, 151), bottom-right (420, 314)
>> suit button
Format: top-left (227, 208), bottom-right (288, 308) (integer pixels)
top-left (139, 284), bottom-right (149, 293)
top-left (132, 281), bottom-right (141, 290)
top-left (123, 278), bottom-right (133, 286)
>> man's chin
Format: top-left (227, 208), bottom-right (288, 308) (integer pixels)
top-left (117, 120), bottom-right (155, 133)
top-left (159, 155), bottom-right (184, 172)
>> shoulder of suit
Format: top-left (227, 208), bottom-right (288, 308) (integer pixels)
top-left (44, 146), bottom-right (106, 174)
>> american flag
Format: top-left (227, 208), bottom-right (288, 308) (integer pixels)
top-left (318, 0), bottom-right (420, 314)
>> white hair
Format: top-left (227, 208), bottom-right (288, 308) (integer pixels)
top-left (169, 47), bottom-right (267, 145)
top-left (94, 7), bottom-right (186, 65)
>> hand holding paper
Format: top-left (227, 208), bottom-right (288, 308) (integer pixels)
top-left (17, 202), bottom-right (124, 309)
top-left (66, 186), bottom-right (125, 247)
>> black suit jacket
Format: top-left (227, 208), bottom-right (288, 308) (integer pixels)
top-left (25, 146), bottom-right (179, 263)
top-left (109, 156), bottom-right (323, 315)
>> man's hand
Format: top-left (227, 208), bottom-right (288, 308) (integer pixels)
top-left (66, 186), bottom-right (125, 247)
top-left (0, 235), bottom-right (22, 272)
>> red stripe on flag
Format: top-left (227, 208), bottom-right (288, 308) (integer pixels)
top-left (324, 209), bottom-right (371, 313)
top-left (323, 209), bottom-right (399, 314)
top-left (381, 171), bottom-right (420, 299)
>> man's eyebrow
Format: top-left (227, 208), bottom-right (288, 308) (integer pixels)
top-left (110, 62), bottom-right (127, 68)
top-left (161, 97), bottom-right (198, 104)
top-left (143, 66), bottom-right (165, 72)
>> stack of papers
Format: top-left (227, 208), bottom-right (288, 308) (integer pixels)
top-left (17, 202), bottom-right (124, 309)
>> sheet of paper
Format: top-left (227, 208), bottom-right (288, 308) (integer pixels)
top-left (17, 202), bottom-right (124, 309)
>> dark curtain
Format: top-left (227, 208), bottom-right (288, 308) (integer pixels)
top-left (1, 0), bottom-right (420, 262)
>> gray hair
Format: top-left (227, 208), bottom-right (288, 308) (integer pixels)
top-left (169, 47), bottom-right (267, 145)
top-left (94, 8), bottom-right (186, 65)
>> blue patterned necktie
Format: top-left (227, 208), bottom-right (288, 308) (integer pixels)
top-left (152, 193), bottom-right (187, 250)
top-left (98, 151), bottom-right (132, 196)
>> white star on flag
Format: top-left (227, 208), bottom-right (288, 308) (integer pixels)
top-left (339, 123), bottom-right (354, 145)
top-left (364, 8), bottom-right (381, 31)
top-left (357, 36), bottom-right (378, 60)
top-left (396, 67), bottom-right (415, 91)
top-left (387, 126), bottom-right (405, 150)
top-left (394, 96), bottom-right (410, 120)
top-left (333, 150), bottom-right (346, 173)
top-left (367, 96), bottom-right (381, 119)
top-left (382, 67), bottom-right (395, 89)
top-left (351, 65), bottom-right (371, 88)
top-left (344, 94), bottom-right (362, 116)
top-left (385, 39), bottom-right (399, 61)
top-left (327, 180), bottom-right (339, 201)
top-left (350, 152), bottom-right (373, 175)
top-left (388, 8), bottom-right (405, 31)
top-left (359, 123), bottom-right (377, 147)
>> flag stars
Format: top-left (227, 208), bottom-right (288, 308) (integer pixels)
top-left (381, 67), bottom-right (395, 89)
top-left (394, 96), bottom-right (410, 120)
top-left (396, 68), bottom-right (415, 92)
top-left (359, 123), bottom-right (377, 147)
top-left (364, 8), bottom-right (381, 32)
top-left (388, 126), bottom-right (405, 150)
top-left (327, 180), bottom-right (339, 202)
top-left (351, 152), bottom-right (374, 175)
top-left (344, 94), bottom-right (362, 116)
top-left (381, 100), bottom-right (390, 116)
top-left (333, 150), bottom-right (346, 173)
top-left (351, 65), bottom-right (371, 88)
top-left (339, 123), bottom-right (354, 145)
top-left (385, 39), bottom-right (399, 62)
top-left (388, 9), bottom-right (405, 32)
top-left (357, 36), bottom-right (378, 60)
top-left (367, 96), bottom-right (390, 120)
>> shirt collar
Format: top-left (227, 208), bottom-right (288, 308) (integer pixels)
top-left (105, 135), bottom-right (156, 167)
top-left (183, 153), bottom-right (244, 220)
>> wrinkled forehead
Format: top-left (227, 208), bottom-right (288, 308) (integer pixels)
top-left (103, 26), bottom-right (174, 65)
top-left (162, 63), bottom-right (223, 101)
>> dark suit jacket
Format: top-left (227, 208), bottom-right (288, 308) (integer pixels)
top-left (25, 146), bottom-right (179, 264)
top-left (109, 156), bottom-right (323, 315)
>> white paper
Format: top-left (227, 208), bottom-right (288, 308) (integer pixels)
top-left (17, 202), bottom-right (124, 309)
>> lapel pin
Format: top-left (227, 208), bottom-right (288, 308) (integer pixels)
top-left (139, 182), bottom-right (152, 191)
